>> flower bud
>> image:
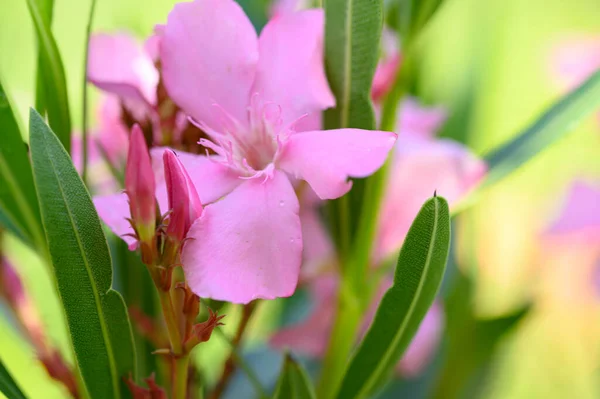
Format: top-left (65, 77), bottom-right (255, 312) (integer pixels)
top-left (184, 308), bottom-right (225, 352)
top-left (125, 124), bottom-right (157, 261)
top-left (162, 150), bottom-right (202, 265)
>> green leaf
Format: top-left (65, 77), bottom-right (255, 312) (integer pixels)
top-left (33, 0), bottom-right (55, 115)
top-left (323, 0), bottom-right (382, 131)
top-left (0, 358), bottom-right (27, 399)
top-left (483, 69), bottom-right (600, 188)
top-left (25, 0), bottom-right (71, 153)
top-left (273, 354), bottom-right (316, 399)
top-left (336, 195), bottom-right (451, 399)
top-left (0, 80), bottom-right (44, 250)
top-left (29, 109), bottom-right (135, 399)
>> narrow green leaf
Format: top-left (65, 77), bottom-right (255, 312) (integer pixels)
top-left (29, 109), bottom-right (135, 399)
top-left (33, 0), bottom-right (55, 115)
top-left (483, 69), bottom-right (600, 188)
top-left (336, 195), bottom-right (451, 399)
top-left (323, 0), bottom-right (382, 130)
top-left (273, 354), bottom-right (316, 399)
top-left (0, 80), bottom-right (44, 249)
top-left (25, 0), bottom-right (71, 153)
top-left (0, 358), bottom-right (27, 399)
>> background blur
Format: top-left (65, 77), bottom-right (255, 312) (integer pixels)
top-left (1, 0), bottom-right (599, 398)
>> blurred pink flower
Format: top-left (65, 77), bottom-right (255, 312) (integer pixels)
top-left (372, 29), bottom-right (402, 103)
top-left (270, 0), bottom-right (312, 18)
top-left (552, 35), bottom-right (600, 91)
top-left (546, 181), bottom-right (600, 240)
top-left (154, 0), bottom-right (396, 303)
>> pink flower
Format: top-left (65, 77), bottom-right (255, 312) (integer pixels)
top-left (153, 0), bottom-right (396, 303)
top-left (88, 32), bottom-right (159, 110)
top-left (371, 30), bottom-right (402, 103)
top-left (552, 35), bottom-right (600, 91)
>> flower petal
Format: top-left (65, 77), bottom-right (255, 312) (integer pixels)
top-left (279, 129), bottom-right (397, 199)
top-left (377, 135), bottom-right (486, 258)
top-left (151, 148), bottom-right (242, 205)
top-left (181, 171), bottom-right (302, 303)
top-left (160, 0), bottom-right (259, 130)
top-left (546, 181), bottom-right (600, 238)
top-left (94, 193), bottom-right (137, 249)
top-left (88, 33), bottom-right (158, 106)
top-left (253, 9), bottom-right (335, 126)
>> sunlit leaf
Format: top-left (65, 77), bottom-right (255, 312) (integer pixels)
top-left (25, 0), bottom-right (71, 153)
top-left (0, 80), bottom-right (44, 249)
top-left (336, 195), bottom-right (451, 399)
top-left (29, 110), bottom-right (135, 399)
top-left (33, 0), bottom-right (54, 115)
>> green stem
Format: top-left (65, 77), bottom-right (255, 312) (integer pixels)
top-left (158, 290), bottom-right (182, 354)
top-left (317, 279), bottom-right (362, 399)
top-left (173, 354), bottom-right (190, 399)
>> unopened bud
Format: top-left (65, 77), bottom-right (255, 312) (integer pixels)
top-left (184, 308), bottom-right (225, 352)
top-left (125, 124), bottom-right (157, 255)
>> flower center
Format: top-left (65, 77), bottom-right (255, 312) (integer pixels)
top-left (193, 94), bottom-right (290, 180)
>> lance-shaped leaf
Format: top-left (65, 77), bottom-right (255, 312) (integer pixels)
top-left (483, 69), bottom-right (600, 188)
top-left (25, 0), bottom-right (71, 153)
top-left (0, 358), bottom-right (27, 399)
top-left (336, 195), bottom-right (450, 399)
top-left (29, 109), bottom-right (135, 398)
top-left (0, 81), bottom-right (44, 249)
top-left (273, 353), bottom-right (316, 399)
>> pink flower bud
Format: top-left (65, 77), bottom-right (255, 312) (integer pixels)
top-left (125, 124), bottom-right (157, 246)
top-left (163, 150), bottom-right (203, 242)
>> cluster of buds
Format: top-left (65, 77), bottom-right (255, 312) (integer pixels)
top-left (124, 125), bottom-right (203, 292)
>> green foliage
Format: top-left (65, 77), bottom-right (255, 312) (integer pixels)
top-left (0, 80), bottom-right (44, 249)
top-left (336, 195), bottom-right (451, 399)
top-left (483, 69), bottom-right (600, 188)
top-left (29, 110), bottom-right (135, 399)
top-left (0, 358), bottom-right (27, 399)
top-left (25, 0), bottom-right (71, 153)
top-left (33, 0), bottom-right (54, 115)
top-left (273, 354), bottom-right (316, 399)
top-left (431, 273), bottom-right (528, 399)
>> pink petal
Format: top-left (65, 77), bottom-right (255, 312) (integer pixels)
top-left (160, 0), bottom-right (259, 131)
top-left (253, 9), bottom-right (335, 126)
top-left (151, 148), bottom-right (242, 205)
top-left (278, 129), bottom-right (397, 200)
top-left (377, 135), bottom-right (487, 259)
top-left (397, 302), bottom-right (443, 377)
top-left (181, 171), bottom-right (302, 303)
top-left (269, 275), bottom-right (338, 356)
top-left (397, 98), bottom-right (447, 140)
top-left (88, 33), bottom-right (159, 106)
top-left (94, 193), bottom-right (138, 249)
top-left (551, 35), bottom-right (600, 90)
top-left (546, 181), bottom-right (600, 239)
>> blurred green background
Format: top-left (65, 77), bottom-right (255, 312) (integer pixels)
top-left (1, 0), bottom-right (599, 398)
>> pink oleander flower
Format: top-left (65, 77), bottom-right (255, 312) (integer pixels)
top-left (371, 29), bottom-right (402, 103)
top-left (552, 35), bottom-right (600, 91)
top-left (270, 99), bottom-right (485, 375)
top-left (142, 0), bottom-right (396, 303)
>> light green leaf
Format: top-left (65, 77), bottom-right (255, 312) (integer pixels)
top-left (483, 69), bottom-right (600, 188)
top-left (25, 0), bottom-right (71, 153)
top-left (336, 195), bottom-right (451, 399)
top-left (0, 80), bottom-right (44, 250)
top-left (29, 109), bottom-right (135, 399)
top-left (0, 357), bottom-right (27, 399)
top-left (33, 0), bottom-right (55, 115)
top-left (273, 353), bottom-right (315, 399)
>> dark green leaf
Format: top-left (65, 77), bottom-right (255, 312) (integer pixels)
top-left (336, 196), bottom-right (451, 399)
top-left (29, 109), bottom-right (135, 399)
top-left (483, 69), bottom-right (600, 188)
top-left (25, 0), bottom-right (71, 153)
top-left (0, 358), bottom-right (27, 399)
top-left (431, 273), bottom-right (528, 399)
top-left (273, 354), bottom-right (316, 399)
top-left (0, 80), bottom-right (44, 249)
